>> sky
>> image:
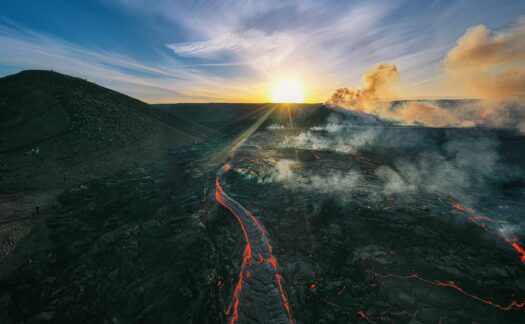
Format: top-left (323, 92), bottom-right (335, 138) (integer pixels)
top-left (0, 0), bottom-right (524, 103)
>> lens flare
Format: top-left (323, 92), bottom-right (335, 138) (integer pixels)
top-left (271, 78), bottom-right (304, 103)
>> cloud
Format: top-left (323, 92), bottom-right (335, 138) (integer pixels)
top-left (0, 21), bottom-right (266, 103)
top-left (167, 30), bottom-right (295, 69)
top-left (443, 17), bottom-right (525, 99)
top-left (3, 1), bottom-right (525, 102)
top-left (168, 33), bottom-right (251, 57)
top-left (121, 0), bottom-right (418, 100)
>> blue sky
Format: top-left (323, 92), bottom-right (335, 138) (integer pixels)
top-left (0, 0), bottom-right (524, 103)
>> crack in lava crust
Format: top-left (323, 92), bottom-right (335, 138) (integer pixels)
top-left (216, 163), bottom-right (294, 324)
top-left (452, 201), bottom-right (525, 263)
top-left (367, 269), bottom-right (525, 311)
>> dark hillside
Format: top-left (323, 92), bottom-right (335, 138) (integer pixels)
top-left (0, 70), bottom-right (215, 190)
top-left (155, 103), bottom-right (324, 131)
top-left (0, 70), bottom-right (216, 264)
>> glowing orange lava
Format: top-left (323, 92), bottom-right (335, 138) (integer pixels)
top-left (216, 164), bottom-right (294, 324)
top-left (452, 203), bottom-right (474, 213)
top-left (452, 201), bottom-right (525, 264)
top-left (480, 109), bottom-right (493, 122)
top-left (511, 243), bottom-right (525, 263)
top-left (364, 199), bottom-right (525, 320)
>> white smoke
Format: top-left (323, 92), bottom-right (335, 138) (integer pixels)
top-left (254, 159), bottom-right (362, 194)
top-left (267, 124), bottom-right (286, 130)
top-left (374, 165), bottom-right (412, 195)
top-left (257, 116), bottom-right (510, 206)
top-left (279, 128), bottom-right (379, 154)
top-left (372, 134), bottom-right (503, 203)
top-left (309, 124), bottom-right (344, 133)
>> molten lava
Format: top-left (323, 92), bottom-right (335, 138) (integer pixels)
top-left (480, 109), bottom-right (493, 123)
top-left (452, 203), bottom-right (474, 213)
top-left (452, 201), bottom-right (525, 264)
top-left (364, 200), bottom-right (525, 319)
top-left (512, 243), bottom-right (525, 263)
top-left (358, 310), bottom-right (368, 319)
top-left (216, 163), bottom-right (294, 324)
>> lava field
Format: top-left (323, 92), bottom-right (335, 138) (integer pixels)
top-left (1, 109), bottom-right (525, 323)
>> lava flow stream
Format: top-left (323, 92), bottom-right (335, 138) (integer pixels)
top-left (363, 201), bottom-right (525, 318)
top-left (452, 201), bottom-right (525, 263)
top-left (216, 163), bottom-right (294, 324)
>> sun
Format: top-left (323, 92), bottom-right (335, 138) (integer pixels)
top-left (270, 78), bottom-right (305, 103)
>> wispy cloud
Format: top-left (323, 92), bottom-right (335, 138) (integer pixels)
top-left (0, 19), bottom-right (263, 102)
top-left (168, 31), bottom-right (292, 59)
top-left (1, 0), bottom-right (524, 102)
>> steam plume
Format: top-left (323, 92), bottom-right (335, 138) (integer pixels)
top-left (326, 63), bottom-right (398, 113)
top-left (326, 18), bottom-right (525, 132)
top-left (444, 18), bottom-right (525, 99)
top-left (326, 64), bottom-right (478, 128)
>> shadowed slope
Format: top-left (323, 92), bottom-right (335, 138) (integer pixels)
top-left (0, 70), bottom-right (216, 191)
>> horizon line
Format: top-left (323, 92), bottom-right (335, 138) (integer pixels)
top-left (150, 97), bottom-right (480, 105)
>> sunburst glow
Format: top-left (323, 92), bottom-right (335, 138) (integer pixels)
top-left (270, 78), bottom-right (305, 103)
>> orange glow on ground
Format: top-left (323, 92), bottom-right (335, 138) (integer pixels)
top-left (452, 201), bottom-right (525, 264)
top-left (216, 164), bottom-right (294, 324)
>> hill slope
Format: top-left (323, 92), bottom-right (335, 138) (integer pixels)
top-left (155, 103), bottom-right (324, 131)
top-left (0, 70), bottom-right (215, 191)
top-left (0, 70), bottom-right (217, 264)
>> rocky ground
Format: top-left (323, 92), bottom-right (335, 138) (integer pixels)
top-left (0, 101), bottom-right (288, 323)
top-left (0, 139), bottom-right (228, 323)
top-left (2, 98), bottom-right (524, 323)
top-left (221, 121), bottom-right (525, 323)
top-left (0, 70), bottom-right (217, 273)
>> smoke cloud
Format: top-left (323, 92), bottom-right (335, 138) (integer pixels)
top-left (258, 118), bottom-right (515, 205)
top-left (375, 134), bottom-right (503, 203)
top-left (326, 63), bottom-right (398, 114)
top-left (443, 18), bottom-right (525, 99)
top-left (279, 126), bottom-right (379, 154)
top-left (326, 63), bottom-right (475, 128)
top-left (326, 17), bottom-right (525, 133)
top-left (248, 132), bottom-right (506, 204)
